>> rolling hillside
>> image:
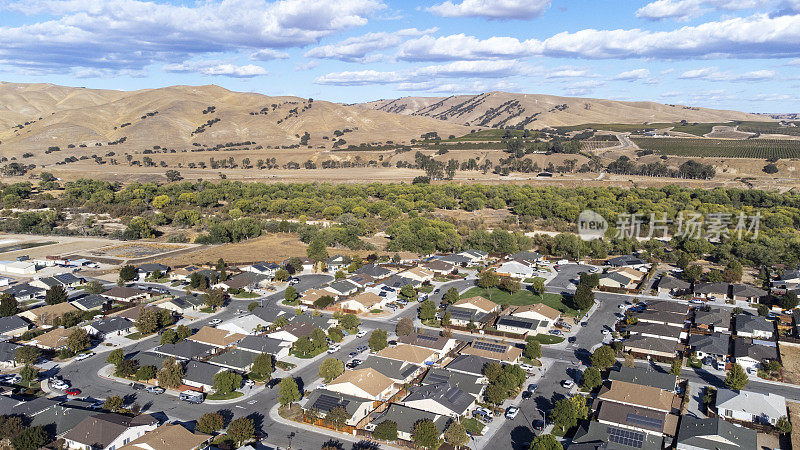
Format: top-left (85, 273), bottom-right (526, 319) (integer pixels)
top-left (357, 92), bottom-right (766, 129)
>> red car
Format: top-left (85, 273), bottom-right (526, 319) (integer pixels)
top-left (65, 388), bottom-right (81, 396)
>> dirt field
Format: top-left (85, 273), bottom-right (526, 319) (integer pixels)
top-left (780, 344), bottom-right (800, 385)
top-left (0, 234), bottom-right (123, 260)
top-left (789, 402), bottom-right (800, 450)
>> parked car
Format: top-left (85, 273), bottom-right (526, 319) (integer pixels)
top-left (50, 380), bottom-right (70, 390)
top-left (532, 420), bottom-right (545, 431)
top-left (146, 386), bottom-right (165, 394)
top-left (346, 359), bottom-right (362, 369)
top-left (527, 384), bottom-right (538, 393)
top-left (348, 351), bottom-right (359, 358)
top-left (0, 374), bottom-right (21, 384)
top-left (327, 344), bottom-right (341, 354)
top-left (208, 318), bottom-right (222, 326)
top-left (568, 336), bottom-right (577, 343)
top-left (65, 388), bottom-right (81, 396)
top-left (356, 330), bottom-right (367, 338)
top-left (179, 391), bottom-right (204, 404)
top-left (75, 352), bottom-right (95, 361)
top-left (601, 329), bottom-right (611, 336)
top-left (131, 382), bottom-right (146, 390)
top-left (548, 330), bottom-right (562, 336)
top-left (473, 410), bottom-right (493, 424)
top-left (356, 345), bottom-right (368, 352)
top-left (561, 380), bottom-right (574, 389)
top-left (287, 278), bottom-right (300, 286)
top-left (519, 363), bottom-right (535, 372)
top-left (505, 406), bottom-right (519, 419)
top-left (267, 378), bottom-right (282, 389)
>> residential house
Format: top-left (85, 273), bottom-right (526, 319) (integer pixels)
top-left (29, 273), bottom-right (84, 290)
top-left (401, 383), bottom-right (476, 418)
top-left (421, 260), bottom-right (455, 275)
top-left (438, 254), bottom-right (472, 266)
top-left (136, 263), bottom-right (170, 281)
top-left (508, 251), bottom-right (544, 262)
top-left (0, 315), bottom-right (30, 338)
top-left (646, 300), bottom-right (690, 315)
top-left (240, 262), bottom-right (280, 278)
top-left (266, 321), bottom-right (317, 343)
top-left (772, 268), bottom-right (800, 294)
top-left (675, 416), bottom-right (756, 450)
top-left (118, 424), bottom-right (210, 450)
top-left (628, 322), bottom-right (685, 342)
top-left (599, 272), bottom-right (636, 289)
top-left (623, 335), bottom-right (680, 360)
top-left (101, 286), bottom-right (149, 303)
top-left (325, 255), bottom-right (348, 272)
top-left (359, 356), bottom-right (424, 384)
top-left (694, 308), bottom-right (732, 333)
top-left (732, 337), bottom-right (778, 371)
top-left (445, 306), bottom-right (491, 328)
top-left (445, 355), bottom-right (497, 377)
top-left (381, 274), bottom-right (418, 289)
top-left (596, 400), bottom-right (678, 437)
top-left (398, 333), bottom-right (458, 359)
top-left (496, 260), bottom-right (537, 279)
top-left (495, 316), bottom-right (543, 336)
top-left (610, 267), bottom-right (647, 283)
top-left (730, 284), bottom-right (768, 303)
top-left (83, 317), bottom-right (136, 339)
top-left (636, 309), bottom-right (686, 328)
top-left (598, 380), bottom-right (679, 414)
top-left (366, 403), bottom-right (448, 442)
top-left (693, 282), bottom-right (730, 300)
top-left (458, 249), bottom-right (489, 264)
top-left (421, 368), bottom-right (485, 398)
top-left (302, 389), bottom-right (375, 427)
top-left (572, 421), bottom-right (663, 450)
top-left (656, 276), bottom-right (690, 296)
top-left (325, 279), bottom-right (360, 297)
top-left (248, 306), bottom-right (286, 326)
top-left (236, 335), bottom-right (291, 360)
top-left (687, 332), bottom-right (730, 363)
top-left (158, 294), bottom-right (205, 314)
top-left (216, 272), bottom-right (270, 292)
top-left (339, 291), bottom-right (387, 314)
top-left (18, 302), bottom-right (79, 327)
top-left (30, 403), bottom-right (94, 442)
top-left (507, 303), bottom-right (561, 333)
top-left (62, 412), bottom-right (158, 450)
top-left (346, 274), bottom-right (376, 288)
top-left (111, 305), bottom-right (165, 322)
top-left (217, 314), bottom-right (270, 335)
top-left (459, 339), bottom-right (522, 363)
top-left (607, 366), bottom-right (677, 392)
top-left (3, 283), bottom-right (44, 301)
top-left (182, 360), bottom-right (225, 392)
top-left (735, 313), bottom-right (774, 339)
top-left (452, 296), bottom-right (499, 314)
top-left (0, 342), bottom-right (20, 368)
top-left (399, 266), bottom-right (434, 284)
top-left (70, 294), bottom-right (109, 312)
top-left (187, 326), bottom-right (246, 349)
top-left (207, 348), bottom-right (257, 372)
top-left (152, 340), bottom-right (216, 361)
top-left (298, 288), bottom-right (333, 307)
top-left (376, 344), bottom-right (438, 365)
top-left (169, 265), bottom-right (203, 281)
top-left (355, 264), bottom-right (392, 279)
top-left (715, 389), bottom-right (787, 425)
top-left (326, 368), bottom-right (396, 401)
top-left (607, 254), bottom-right (647, 268)
top-left (24, 327), bottom-right (73, 350)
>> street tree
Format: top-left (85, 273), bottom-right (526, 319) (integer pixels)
top-left (212, 371), bottom-right (243, 394)
top-left (251, 353), bottom-right (274, 379)
top-left (369, 329), bottom-right (388, 352)
top-left (196, 412), bottom-right (224, 434)
top-left (45, 285), bottom-right (67, 305)
top-left (418, 299), bottom-right (436, 322)
top-left (725, 363), bottom-right (749, 390)
top-left (524, 338), bottom-right (541, 360)
top-left (412, 419), bottom-right (441, 449)
top-left (119, 265), bottom-right (137, 282)
top-left (284, 286), bottom-right (298, 304)
top-left (396, 317), bottom-right (415, 336)
top-left (157, 357), bottom-right (184, 388)
top-left (0, 293), bottom-right (18, 317)
top-left (15, 346), bottom-right (41, 365)
top-left (572, 284), bottom-right (594, 310)
top-left (226, 417), bottom-right (255, 446)
top-left (160, 329), bottom-right (178, 345)
top-left (442, 287), bottom-right (459, 305)
top-left (580, 367), bottom-right (602, 391)
top-left (590, 345), bottom-right (616, 370)
top-left (203, 289), bottom-right (226, 309)
top-left (104, 395), bottom-right (123, 412)
top-left (319, 358), bottom-right (344, 383)
top-left (531, 434), bottom-right (563, 450)
top-left (67, 328), bottom-right (90, 354)
top-left (531, 277), bottom-right (546, 299)
top-left (443, 421), bottom-right (468, 447)
top-left (278, 377), bottom-right (301, 406)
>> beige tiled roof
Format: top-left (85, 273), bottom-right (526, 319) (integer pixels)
top-left (377, 344), bottom-right (437, 364)
top-left (187, 326), bottom-right (245, 347)
top-left (119, 424), bottom-right (210, 450)
top-left (511, 303), bottom-right (561, 321)
top-left (346, 292), bottom-right (383, 309)
top-left (19, 302), bottom-right (79, 325)
top-left (598, 380), bottom-right (677, 412)
top-left (459, 339), bottom-right (523, 362)
top-left (454, 296), bottom-right (496, 313)
top-left (25, 326), bottom-right (72, 349)
top-left (329, 368), bottom-right (394, 397)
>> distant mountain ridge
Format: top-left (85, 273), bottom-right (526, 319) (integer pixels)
top-left (357, 91), bottom-right (766, 129)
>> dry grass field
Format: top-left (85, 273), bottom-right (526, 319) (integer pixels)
top-left (0, 234), bottom-right (122, 260)
top-left (780, 344), bottom-right (800, 385)
top-left (789, 402), bottom-right (800, 450)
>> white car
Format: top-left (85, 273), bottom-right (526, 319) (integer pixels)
top-left (519, 363), bottom-right (536, 372)
top-left (356, 330), bottom-right (367, 338)
top-left (208, 318), bottom-right (222, 326)
top-left (618, 304), bottom-right (628, 309)
top-left (561, 380), bottom-right (574, 389)
top-left (327, 344), bottom-right (341, 354)
top-left (601, 329), bottom-right (611, 336)
top-left (505, 406), bottom-right (520, 419)
top-left (51, 380), bottom-right (70, 390)
top-left (74, 352), bottom-right (94, 361)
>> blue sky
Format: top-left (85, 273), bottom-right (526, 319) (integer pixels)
top-left (1, 0), bottom-right (799, 112)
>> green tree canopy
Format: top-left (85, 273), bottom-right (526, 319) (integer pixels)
top-left (725, 363), bottom-right (749, 390)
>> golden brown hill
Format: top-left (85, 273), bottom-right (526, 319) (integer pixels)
top-left (0, 82), bottom-right (468, 162)
top-left (357, 91), bottom-right (766, 128)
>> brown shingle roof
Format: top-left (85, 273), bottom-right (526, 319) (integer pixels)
top-left (346, 292), bottom-right (383, 309)
top-left (119, 424), bottom-right (210, 450)
top-left (459, 339), bottom-right (523, 362)
top-left (188, 326), bottom-right (245, 347)
top-left (453, 296), bottom-right (496, 313)
top-left (25, 327), bottom-right (72, 349)
top-left (328, 368), bottom-right (394, 397)
top-left (510, 303), bottom-right (561, 321)
top-left (63, 413), bottom-right (157, 448)
top-left (598, 380), bottom-right (677, 412)
top-left (102, 286), bottom-right (148, 300)
top-left (19, 302), bottom-right (79, 326)
top-left (376, 344), bottom-right (437, 364)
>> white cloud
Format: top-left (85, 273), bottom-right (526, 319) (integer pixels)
top-left (164, 60), bottom-right (269, 78)
top-left (427, 0), bottom-right (550, 19)
top-left (305, 28), bottom-right (435, 62)
top-left (636, 0), bottom-right (769, 21)
top-left (315, 59), bottom-right (521, 85)
top-left (250, 49), bottom-right (290, 61)
top-left (545, 67), bottom-right (593, 78)
top-left (787, 58), bottom-right (800, 65)
top-left (613, 68), bottom-right (651, 80)
top-left (294, 61), bottom-right (320, 71)
top-left (396, 80), bottom-right (516, 93)
top-left (679, 66), bottom-right (777, 81)
top-left (0, 0), bottom-right (384, 73)
top-left (397, 34), bottom-right (538, 61)
top-left (563, 80), bottom-right (606, 96)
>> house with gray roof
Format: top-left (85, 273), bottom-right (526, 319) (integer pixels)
top-left (732, 337), bottom-right (778, 371)
top-left (217, 272), bottom-right (270, 292)
top-left (445, 354), bottom-right (497, 377)
top-left (656, 276), bottom-right (690, 296)
top-left (438, 254), bottom-right (472, 266)
top-left (366, 403), bottom-right (448, 442)
top-left (734, 313), bottom-right (774, 339)
top-left (636, 309), bottom-right (686, 328)
top-left (31, 403), bottom-right (94, 439)
top-left (63, 412), bottom-right (158, 450)
top-left (70, 294), bottom-right (110, 311)
top-left (646, 300), bottom-right (690, 315)
top-left (687, 332), bottom-right (730, 363)
top-left (82, 317), bottom-right (135, 338)
top-left (30, 273), bottom-right (84, 290)
top-left (303, 389), bottom-right (374, 426)
top-left (0, 342), bottom-right (20, 368)
top-left (3, 283), bottom-right (44, 301)
top-left (0, 315), bottom-right (29, 338)
top-left (571, 420), bottom-right (663, 450)
top-left (325, 255), bottom-right (348, 272)
top-left (130, 351), bottom-right (168, 369)
top-left (358, 356), bottom-right (423, 384)
top-left (675, 416), bottom-right (756, 450)
top-left (629, 322), bottom-right (684, 342)
top-left (730, 284), bottom-right (768, 302)
top-left (355, 264), bottom-right (391, 279)
top-left (623, 335), bottom-right (680, 360)
top-left (207, 348), bottom-right (257, 371)
top-left (152, 340), bottom-right (215, 360)
top-left (496, 316), bottom-right (542, 335)
top-left (398, 332), bottom-right (458, 358)
top-left (693, 282), bottom-right (729, 299)
top-left (607, 255), bottom-right (646, 268)
top-left (136, 263), bottom-right (170, 280)
top-left (381, 274), bottom-right (418, 289)
top-left (445, 305), bottom-right (491, 328)
top-left (241, 262), bottom-right (280, 278)
top-left (325, 279), bottom-right (359, 296)
top-left (401, 383), bottom-right (476, 418)
top-left (608, 366), bottom-right (677, 392)
top-left (182, 360), bottom-right (225, 391)
top-left (421, 368), bottom-right (485, 397)
top-left (716, 389), bottom-right (787, 425)
top-left (236, 335), bottom-right (291, 359)
top-left (459, 249), bottom-right (489, 263)
top-left (159, 294), bottom-right (205, 314)
top-left (599, 271), bottom-right (635, 289)
top-left (694, 307), bottom-right (731, 333)
top-left (249, 306), bottom-right (286, 325)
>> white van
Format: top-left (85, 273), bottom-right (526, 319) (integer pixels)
top-left (179, 391), bottom-right (204, 404)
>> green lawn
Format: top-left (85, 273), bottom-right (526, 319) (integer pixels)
top-left (462, 287), bottom-right (583, 316)
top-left (529, 334), bottom-right (565, 345)
top-left (235, 292), bottom-right (260, 298)
top-left (124, 331), bottom-right (154, 340)
top-left (207, 391), bottom-right (243, 400)
top-left (462, 418), bottom-right (485, 436)
top-left (419, 285), bottom-right (434, 293)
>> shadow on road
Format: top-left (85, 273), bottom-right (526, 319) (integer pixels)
top-left (509, 425), bottom-right (536, 449)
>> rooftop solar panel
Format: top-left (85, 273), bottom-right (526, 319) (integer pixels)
top-left (417, 334), bottom-right (439, 342)
top-left (472, 341), bottom-right (507, 353)
top-left (313, 394), bottom-right (349, 412)
top-left (626, 413), bottom-right (664, 430)
top-left (607, 427), bottom-right (644, 448)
